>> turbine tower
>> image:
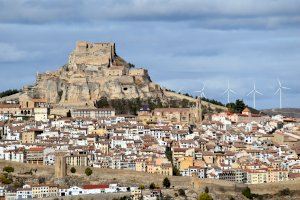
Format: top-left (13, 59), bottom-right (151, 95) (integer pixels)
top-left (194, 84), bottom-right (206, 98)
top-left (222, 81), bottom-right (236, 104)
top-left (247, 83), bottom-right (263, 109)
top-left (275, 79), bottom-right (290, 109)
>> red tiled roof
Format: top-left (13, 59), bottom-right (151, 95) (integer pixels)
top-left (83, 184), bottom-right (109, 189)
top-left (29, 147), bottom-right (45, 151)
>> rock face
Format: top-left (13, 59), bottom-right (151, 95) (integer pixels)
top-left (24, 41), bottom-right (164, 107)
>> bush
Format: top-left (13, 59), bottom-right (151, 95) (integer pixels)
top-left (3, 166), bottom-right (14, 173)
top-left (138, 184), bottom-right (145, 190)
top-left (85, 168), bottom-right (93, 176)
top-left (0, 174), bottom-right (12, 184)
top-left (163, 177), bottom-right (171, 188)
top-left (178, 189), bottom-right (186, 196)
top-left (204, 186), bottom-right (209, 193)
top-left (149, 183), bottom-right (156, 190)
top-left (279, 188), bottom-right (291, 196)
top-left (242, 187), bottom-right (253, 199)
top-left (70, 167), bottom-right (76, 174)
top-left (198, 192), bottom-right (213, 200)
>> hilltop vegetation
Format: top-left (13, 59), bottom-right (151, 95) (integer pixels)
top-left (94, 97), bottom-right (196, 115)
top-left (0, 89), bottom-right (20, 98)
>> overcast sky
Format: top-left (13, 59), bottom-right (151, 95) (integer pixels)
top-left (0, 0), bottom-right (299, 109)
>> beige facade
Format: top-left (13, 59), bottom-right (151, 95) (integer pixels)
top-left (0, 103), bottom-right (20, 116)
top-left (32, 185), bottom-right (58, 199)
top-left (138, 105), bottom-right (201, 125)
top-left (22, 131), bottom-right (41, 144)
top-left (71, 108), bottom-right (115, 119)
top-left (66, 154), bottom-right (89, 166)
top-left (34, 107), bottom-right (49, 122)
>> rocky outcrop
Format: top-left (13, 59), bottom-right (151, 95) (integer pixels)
top-left (23, 41), bottom-right (165, 107)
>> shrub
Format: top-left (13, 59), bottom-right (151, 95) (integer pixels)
top-left (85, 168), bottom-right (93, 176)
top-left (3, 166), bottom-right (14, 173)
top-left (163, 177), bottom-right (171, 188)
top-left (204, 186), bottom-right (209, 193)
top-left (279, 188), bottom-right (291, 196)
top-left (149, 183), bottom-right (156, 190)
top-left (0, 174), bottom-right (12, 184)
top-left (198, 192), bottom-right (213, 200)
top-left (242, 187), bottom-right (253, 199)
top-left (178, 189), bottom-right (186, 196)
top-left (138, 184), bottom-right (145, 190)
top-left (70, 167), bottom-right (76, 174)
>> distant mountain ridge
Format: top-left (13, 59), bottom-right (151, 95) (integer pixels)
top-left (262, 108), bottom-right (300, 118)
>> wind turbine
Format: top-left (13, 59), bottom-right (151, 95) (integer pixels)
top-left (247, 83), bottom-right (263, 109)
top-left (222, 81), bottom-right (236, 104)
top-left (275, 79), bottom-right (290, 109)
top-left (194, 84), bottom-right (206, 98)
top-left (177, 88), bottom-right (184, 94)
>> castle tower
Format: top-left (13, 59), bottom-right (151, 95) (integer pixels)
top-left (196, 97), bottom-right (202, 125)
top-left (55, 152), bottom-right (67, 179)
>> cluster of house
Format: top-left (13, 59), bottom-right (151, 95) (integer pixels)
top-left (1, 183), bottom-right (149, 200)
top-left (0, 98), bottom-right (300, 187)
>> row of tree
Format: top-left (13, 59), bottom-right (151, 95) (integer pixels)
top-left (94, 97), bottom-right (196, 115)
top-left (0, 89), bottom-right (20, 98)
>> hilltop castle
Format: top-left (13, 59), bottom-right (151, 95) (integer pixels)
top-left (20, 41), bottom-right (164, 108)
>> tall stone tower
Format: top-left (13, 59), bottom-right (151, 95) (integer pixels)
top-left (196, 97), bottom-right (202, 125)
top-left (55, 152), bottom-right (67, 179)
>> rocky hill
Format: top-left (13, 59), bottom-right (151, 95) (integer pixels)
top-left (22, 41), bottom-right (165, 107)
top-left (1, 41), bottom-right (226, 110)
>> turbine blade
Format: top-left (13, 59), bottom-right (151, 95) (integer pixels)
top-left (274, 88), bottom-right (280, 95)
top-left (247, 90), bottom-right (254, 96)
top-left (222, 90), bottom-right (228, 95)
top-left (230, 89), bottom-right (237, 94)
top-left (256, 90), bottom-right (263, 95)
top-left (277, 79), bottom-right (281, 87)
top-left (281, 86), bottom-right (290, 90)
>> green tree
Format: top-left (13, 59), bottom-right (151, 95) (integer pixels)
top-left (138, 184), bottom-right (145, 190)
top-left (149, 183), bottom-right (156, 190)
top-left (173, 166), bottom-right (181, 176)
top-left (198, 192), bottom-right (213, 200)
top-left (3, 166), bottom-right (14, 173)
top-left (85, 167), bottom-right (93, 176)
top-left (204, 186), bottom-right (209, 193)
top-left (70, 167), bottom-right (76, 174)
top-left (242, 187), bottom-right (253, 199)
top-left (235, 99), bottom-right (246, 113)
top-left (165, 147), bottom-right (172, 162)
top-left (178, 189), bottom-right (186, 196)
top-left (226, 99), bottom-right (246, 113)
top-left (95, 97), bottom-right (110, 108)
top-left (181, 99), bottom-right (190, 108)
top-left (0, 89), bottom-right (20, 98)
top-left (163, 177), bottom-right (171, 188)
top-left (279, 188), bottom-right (291, 196)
